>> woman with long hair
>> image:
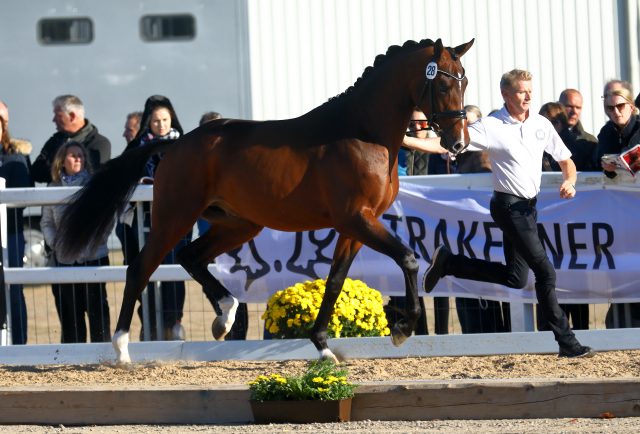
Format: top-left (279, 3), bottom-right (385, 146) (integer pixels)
top-left (599, 88), bottom-right (640, 178)
top-left (40, 141), bottom-right (111, 343)
top-left (0, 115), bottom-right (31, 344)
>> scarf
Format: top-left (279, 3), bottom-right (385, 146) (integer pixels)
top-left (61, 169), bottom-right (89, 185)
top-left (140, 127), bottom-right (180, 178)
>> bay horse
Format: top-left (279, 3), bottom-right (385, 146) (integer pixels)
top-left (56, 38), bottom-right (474, 366)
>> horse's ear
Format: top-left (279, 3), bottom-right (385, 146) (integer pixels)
top-left (454, 38), bottom-right (475, 58)
top-left (434, 38), bottom-right (444, 60)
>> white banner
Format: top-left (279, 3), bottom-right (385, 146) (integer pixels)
top-left (214, 181), bottom-right (639, 304)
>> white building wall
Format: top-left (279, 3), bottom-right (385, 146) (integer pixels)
top-left (247, 0), bottom-right (619, 137)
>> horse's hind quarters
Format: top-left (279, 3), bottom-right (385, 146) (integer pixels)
top-left (390, 323), bottom-right (410, 347)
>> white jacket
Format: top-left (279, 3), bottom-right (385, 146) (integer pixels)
top-left (40, 172), bottom-right (111, 264)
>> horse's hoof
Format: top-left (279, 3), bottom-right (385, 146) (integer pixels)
top-left (318, 349), bottom-right (339, 364)
top-left (211, 317), bottom-right (229, 341)
top-left (390, 323), bottom-right (410, 347)
top-left (115, 363), bottom-right (135, 370)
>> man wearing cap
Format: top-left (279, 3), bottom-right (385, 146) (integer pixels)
top-left (409, 69), bottom-right (595, 359)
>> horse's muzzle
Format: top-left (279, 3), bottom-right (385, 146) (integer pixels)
top-left (450, 140), bottom-right (467, 155)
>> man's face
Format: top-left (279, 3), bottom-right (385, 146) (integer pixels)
top-left (502, 80), bottom-right (532, 116)
top-left (408, 111), bottom-right (428, 139)
top-left (561, 92), bottom-right (582, 128)
top-left (0, 102), bottom-right (8, 125)
top-left (123, 117), bottom-right (140, 144)
top-left (52, 106), bottom-right (76, 133)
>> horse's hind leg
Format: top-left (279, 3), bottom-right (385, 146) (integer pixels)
top-left (309, 234), bottom-right (362, 362)
top-left (176, 213), bottom-right (263, 340)
top-left (113, 225), bottom-right (193, 367)
top-left (336, 210), bottom-right (420, 347)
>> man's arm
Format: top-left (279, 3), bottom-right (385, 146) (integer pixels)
top-left (402, 136), bottom-right (447, 154)
top-left (557, 158), bottom-right (577, 199)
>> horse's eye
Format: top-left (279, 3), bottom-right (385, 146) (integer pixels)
top-left (439, 85), bottom-right (449, 94)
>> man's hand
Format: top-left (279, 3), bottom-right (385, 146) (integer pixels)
top-left (559, 181), bottom-right (575, 199)
top-left (557, 158), bottom-right (577, 199)
top-left (602, 161), bottom-right (617, 172)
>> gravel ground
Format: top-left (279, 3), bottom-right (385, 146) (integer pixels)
top-left (2, 351), bottom-right (639, 432)
top-left (2, 419), bottom-right (640, 433)
top-left (1, 350), bottom-right (640, 386)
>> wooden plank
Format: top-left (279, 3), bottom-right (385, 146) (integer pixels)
top-left (0, 385), bottom-right (252, 425)
top-left (1, 379), bottom-right (639, 424)
top-left (352, 378), bottom-right (640, 421)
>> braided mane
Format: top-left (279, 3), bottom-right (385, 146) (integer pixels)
top-left (328, 39), bottom-right (459, 102)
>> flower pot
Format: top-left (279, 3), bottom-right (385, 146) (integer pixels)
top-left (250, 398), bottom-right (352, 424)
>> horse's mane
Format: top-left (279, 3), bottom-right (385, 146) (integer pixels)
top-left (328, 39), bottom-right (459, 102)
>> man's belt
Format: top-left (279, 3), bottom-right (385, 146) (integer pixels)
top-left (492, 191), bottom-right (537, 206)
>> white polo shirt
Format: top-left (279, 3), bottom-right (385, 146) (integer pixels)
top-left (466, 105), bottom-right (572, 199)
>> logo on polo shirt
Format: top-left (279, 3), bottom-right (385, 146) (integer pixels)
top-left (536, 129), bottom-right (545, 140)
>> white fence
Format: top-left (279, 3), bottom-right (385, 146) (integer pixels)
top-left (1, 173), bottom-right (640, 362)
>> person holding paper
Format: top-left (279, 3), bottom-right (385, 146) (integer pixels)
top-left (406, 69), bottom-right (595, 359)
top-left (598, 88), bottom-right (640, 179)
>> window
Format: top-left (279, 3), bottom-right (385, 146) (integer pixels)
top-left (38, 18), bottom-right (93, 44)
top-left (140, 15), bottom-right (196, 41)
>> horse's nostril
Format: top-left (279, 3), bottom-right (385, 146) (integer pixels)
top-left (453, 143), bottom-right (463, 153)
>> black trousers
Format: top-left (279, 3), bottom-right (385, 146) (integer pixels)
top-left (443, 193), bottom-right (578, 349)
top-left (56, 257), bottom-right (111, 344)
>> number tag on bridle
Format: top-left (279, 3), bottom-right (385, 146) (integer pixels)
top-left (426, 62), bottom-right (438, 80)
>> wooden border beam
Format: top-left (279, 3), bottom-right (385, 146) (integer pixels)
top-left (1, 379), bottom-right (639, 424)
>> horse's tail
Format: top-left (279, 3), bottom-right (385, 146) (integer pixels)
top-left (55, 140), bottom-right (176, 260)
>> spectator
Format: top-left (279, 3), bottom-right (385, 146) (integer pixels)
top-left (602, 79), bottom-right (632, 101)
top-left (116, 111), bottom-right (143, 270)
top-left (539, 103), bottom-right (596, 171)
top-left (197, 110), bottom-right (248, 341)
top-left (455, 105), bottom-right (511, 334)
top-left (199, 111), bottom-right (221, 125)
top-left (40, 141), bottom-right (111, 343)
top-left (121, 95), bottom-right (188, 341)
top-left (598, 88), bottom-right (640, 176)
top-left (0, 113), bottom-right (31, 344)
top-left (31, 95), bottom-right (110, 184)
top-left (397, 109), bottom-right (450, 335)
top-left (559, 89), bottom-right (598, 162)
top-left (123, 111), bottom-right (142, 144)
top-left (196, 111), bottom-right (222, 237)
top-left (596, 87), bottom-right (640, 329)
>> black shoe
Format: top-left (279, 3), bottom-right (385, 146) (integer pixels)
top-left (422, 244), bottom-right (452, 293)
top-left (558, 344), bottom-right (596, 359)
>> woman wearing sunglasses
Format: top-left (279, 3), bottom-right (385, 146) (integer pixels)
top-left (598, 88), bottom-right (640, 179)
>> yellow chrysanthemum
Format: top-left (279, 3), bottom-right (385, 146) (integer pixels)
top-left (312, 377), bottom-right (324, 383)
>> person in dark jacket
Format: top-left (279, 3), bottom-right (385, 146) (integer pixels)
top-left (539, 102), bottom-right (597, 172)
top-left (559, 89), bottom-right (598, 161)
top-left (597, 87), bottom-right (640, 328)
top-left (0, 115), bottom-right (31, 344)
top-left (31, 95), bottom-right (111, 184)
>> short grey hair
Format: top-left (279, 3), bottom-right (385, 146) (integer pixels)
top-left (126, 111), bottom-right (143, 125)
top-left (500, 69), bottom-right (533, 90)
top-left (199, 111), bottom-right (222, 126)
top-left (603, 79), bottom-right (632, 98)
top-left (464, 105), bottom-right (482, 119)
top-left (52, 95), bottom-right (84, 118)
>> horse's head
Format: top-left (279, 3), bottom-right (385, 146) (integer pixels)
top-left (415, 38), bottom-right (474, 155)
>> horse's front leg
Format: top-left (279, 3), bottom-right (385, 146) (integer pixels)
top-left (309, 235), bottom-right (362, 362)
top-left (338, 211), bottom-right (421, 347)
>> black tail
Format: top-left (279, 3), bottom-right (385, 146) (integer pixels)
top-left (56, 140), bottom-right (176, 260)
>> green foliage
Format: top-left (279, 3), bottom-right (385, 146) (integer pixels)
top-left (248, 360), bottom-right (359, 402)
